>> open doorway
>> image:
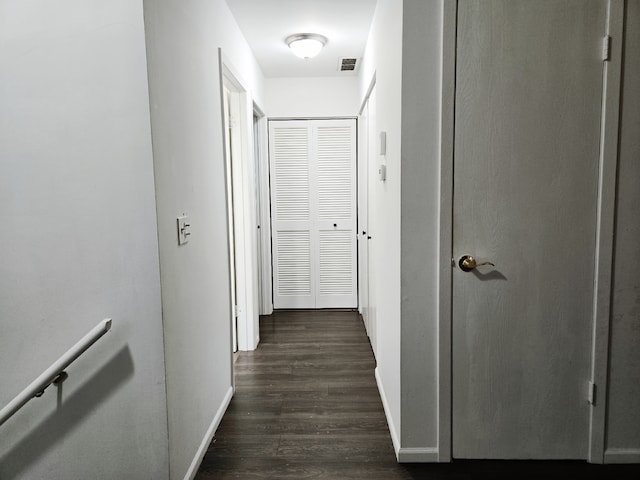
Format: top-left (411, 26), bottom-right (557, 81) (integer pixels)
top-left (253, 107), bottom-right (273, 316)
top-left (220, 51), bottom-right (261, 354)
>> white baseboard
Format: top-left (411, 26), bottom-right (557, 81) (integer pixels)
top-left (398, 447), bottom-right (440, 462)
top-left (374, 368), bottom-right (441, 463)
top-left (604, 448), bottom-right (640, 463)
top-left (375, 367), bottom-right (401, 459)
top-left (184, 386), bottom-right (234, 480)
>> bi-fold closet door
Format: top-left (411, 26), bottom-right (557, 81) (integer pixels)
top-left (269, 119), bottom-right (357, 309)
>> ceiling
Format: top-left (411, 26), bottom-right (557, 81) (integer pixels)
top-left (225, 0), bottom-right (377, 78)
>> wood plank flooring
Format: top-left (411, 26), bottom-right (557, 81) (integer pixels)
top-left (196, 310), bottom-right (640, 479)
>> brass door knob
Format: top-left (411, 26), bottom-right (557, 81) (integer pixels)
top-left (458, 254), bottom-right (495, 272)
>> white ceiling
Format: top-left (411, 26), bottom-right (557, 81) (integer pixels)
top-left (225, 0), bottom-right (377, 78)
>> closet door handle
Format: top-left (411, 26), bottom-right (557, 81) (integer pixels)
top-left (458, 254), bottom-right (495, 272)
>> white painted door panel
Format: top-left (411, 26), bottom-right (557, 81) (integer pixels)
top-left (366, 88), bottom-right (377, 354)
top-left (315, 122), bottom-right (357, 308)
top-left (270, 122), bottom-right (314, 308)
top-left (358, 101), bottom-right (370, 329)
top-left (270, 119), bottom-right (357, 309)
top-left (452, 0), bottom-right (607, 459)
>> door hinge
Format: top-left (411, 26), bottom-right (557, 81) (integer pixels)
top-left (602, 35), bottom-right (611, 62)
top-left (234, 305), bottom-right (240, 318)
top-left (588, 381), bottom-right (597, 405)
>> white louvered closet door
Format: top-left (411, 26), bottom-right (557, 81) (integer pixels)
top-left (270, 121), bottom-right (314, 308)
top-left (269, 119), bottom-right (357, 309)
top-left (314, 120), bottom-right (357, 308)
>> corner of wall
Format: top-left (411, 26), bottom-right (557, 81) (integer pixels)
top-left (375, 367), bottom-right (401, 457)
top-left (399, 0), bottom-right (444, 456)
top-left (183, 387), bottom-right (233, 480)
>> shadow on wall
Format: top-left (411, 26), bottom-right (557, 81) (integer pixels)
top-left (0, 346), bottom-right (134, 479)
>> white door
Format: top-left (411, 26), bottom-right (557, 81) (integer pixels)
top-left (366, 88), bottom-right (377, 354)
top-left (270, 119), bottom-right (357, 309)
top-left (358, 101), bottom-right (370, 330)
top-left (452, 0), bottom-right (607, 459)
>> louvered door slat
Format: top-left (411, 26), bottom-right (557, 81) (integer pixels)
top-left (319, 230), bottom-right (354, 295)
top-left (317, 126), bottom-right (353, 220)
top-left (272, 127), bottom-right (310, 221)
top-left (276, 231), bottom-right (311, 295)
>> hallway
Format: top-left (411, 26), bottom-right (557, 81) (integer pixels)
top-left (196, 309), bottom-right (404, 478)
top-left (195, 311), bottom-right (640, 479)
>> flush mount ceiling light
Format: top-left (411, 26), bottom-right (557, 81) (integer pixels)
top-left (285, 33), bottom-right (328, 59)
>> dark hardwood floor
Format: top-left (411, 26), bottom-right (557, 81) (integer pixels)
top-left (196, 310), bottom-right (640, 479)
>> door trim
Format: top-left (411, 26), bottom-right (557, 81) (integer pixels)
top-left (436, 0), bottom-right (624, 464)
top-left (588, 0), bottom-right (624, 464)
top-left (436, 0), bottom-right (457, 464)
top-left (220, 49), bottom-right (261, 352)
top-left (253, 104), bottom-right (274, 316)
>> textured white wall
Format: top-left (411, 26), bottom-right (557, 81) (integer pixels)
top-left (400, 0), bottom-right (443, 455)
top-left (265, 76), bottom-right (360, 118)
top-left (143, 0), bottom-right (265, 477)
top-left (0, 1), bottom-right (169, 478)
top-left (358, 0), bottom-right (404, 455)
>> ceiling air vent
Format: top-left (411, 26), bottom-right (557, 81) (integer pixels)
top-left (338, 57), bottom-right (359, 72)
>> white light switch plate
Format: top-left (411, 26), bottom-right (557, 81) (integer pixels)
top-left (177, 215), bottom-right (190, 245)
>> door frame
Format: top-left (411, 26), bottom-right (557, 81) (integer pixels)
top-left (253, 104), bottom-right (273, 316)
top-left (219, 49), bottom-right (261, 352)
top-left (222, 84), bottom-right (238, 353)
top-left (358, 76), bottom-right (378, 356)
top-left (436, 0), bottom-right (624, 463)
top-left (268, 117), bottom-right (359, 309)
top-left (358, 93), bottom-right (370, 332)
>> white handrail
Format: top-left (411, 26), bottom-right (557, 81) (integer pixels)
top-left (0, 318), bottom-right (112, 427)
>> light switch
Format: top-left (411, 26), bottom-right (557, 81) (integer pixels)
top-left (177, 215), bottom-right (191, 245)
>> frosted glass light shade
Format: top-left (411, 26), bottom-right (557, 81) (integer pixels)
top-left (286, 34), bottom-right (327, 59)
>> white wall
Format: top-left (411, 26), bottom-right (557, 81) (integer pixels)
top-left (142, 0), bottom-right (265, 477)
top-left (266, 76), bottom-right (360, 118)
top-left (362, 0), bottom-right (445, 461)
top-left (358, 0), bottom-right (404, 456)
top-left (0, 1), bottom-right (169, 479)
top-left (399, 0), bottom-right (443, 458)
top-left (606, 0), bottom-right (640, 461)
